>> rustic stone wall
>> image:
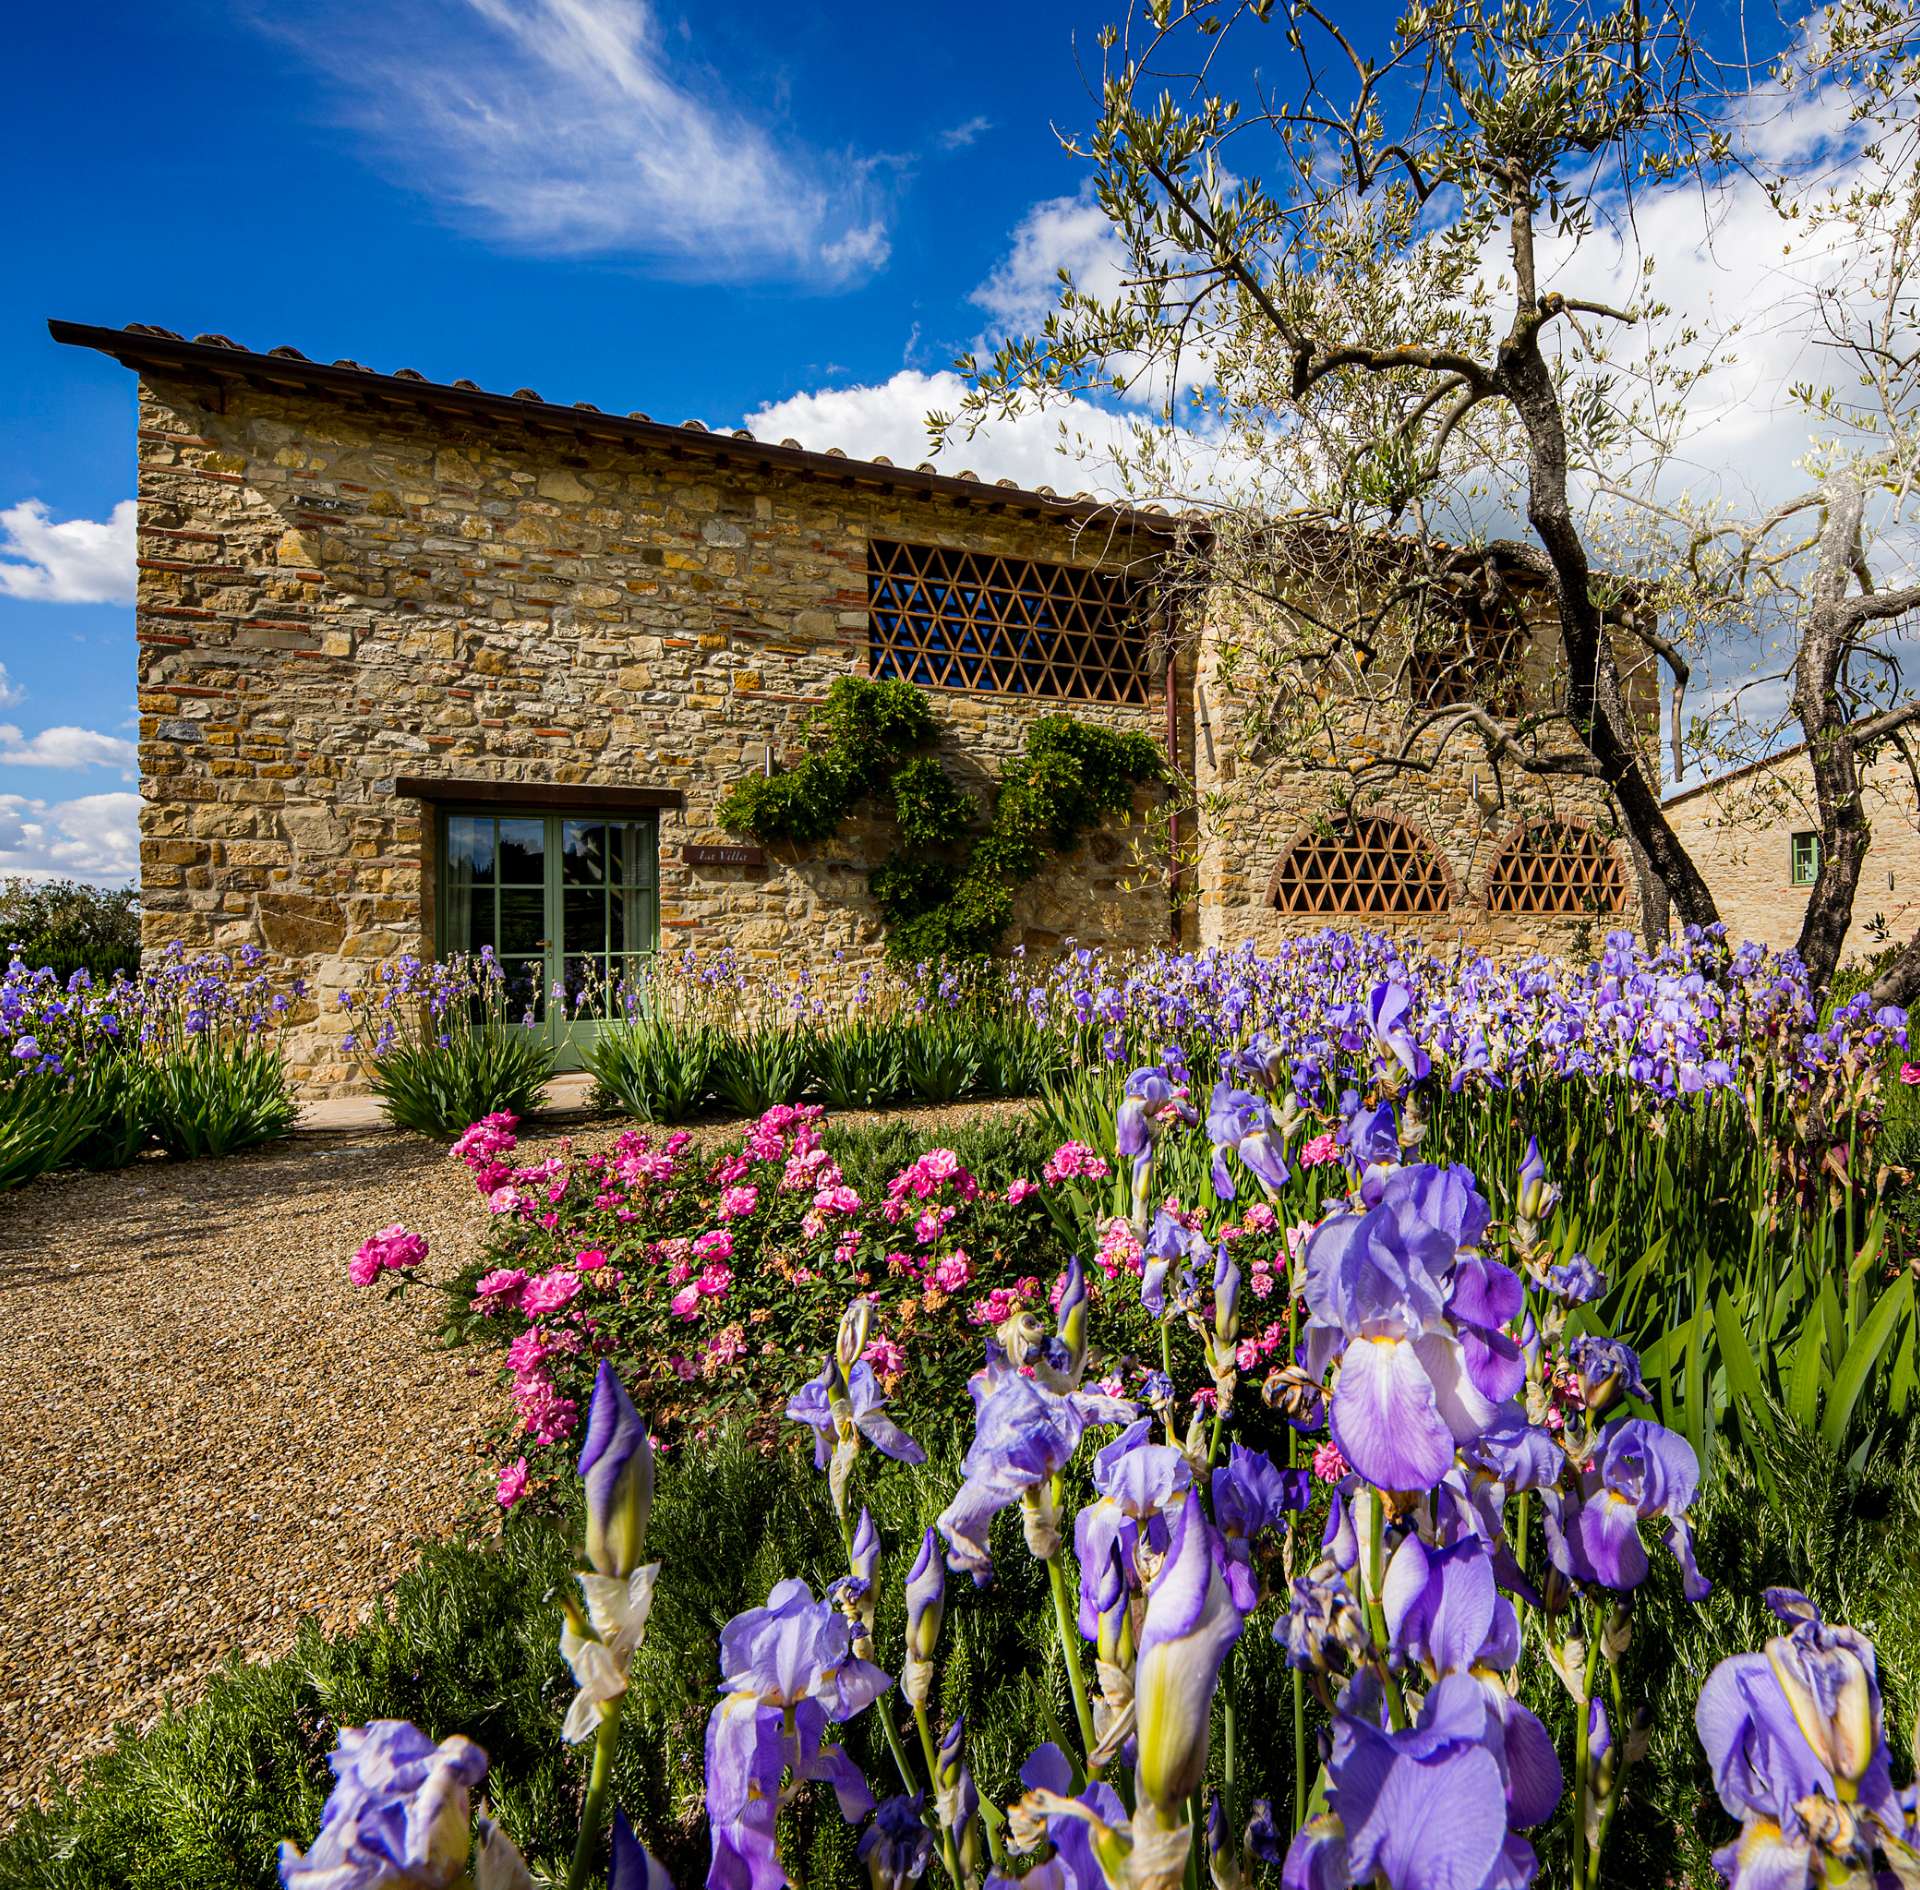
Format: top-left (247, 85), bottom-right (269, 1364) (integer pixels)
top-left (133, 375), bottom-right (1172, 1091)
top-left (1185, 593), bottom-right (1662, 956)
top-left (1664, 748), bottom-right (1920, 962)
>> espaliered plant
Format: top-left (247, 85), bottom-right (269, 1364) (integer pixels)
top-left (719, 676), bottom-right (1163, 959)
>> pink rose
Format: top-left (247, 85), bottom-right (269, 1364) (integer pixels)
top-left (520, 1268), bottom-right (583, 1318)
top-left (1006, 1178), bottom-right (1039, 1206)
top-left (670, 1285), bottom-right (701, 1319)
top-left (495, 1457), bottom-right (530, 1508)
top-left (1903, 1063), bottom-right (1920, 1085)
top-left (931, 1251), bottom-right (973, 1293)
top-left (574, 1248), bottom-right (608, 1272)
top-left (471, 1267), bottom-right (527, 1313)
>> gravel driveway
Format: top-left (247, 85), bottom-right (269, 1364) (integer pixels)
top-left (0, 1099), bottom-right (1029, 1821)
top-left (0, 1125), bottom-right (524, 1821)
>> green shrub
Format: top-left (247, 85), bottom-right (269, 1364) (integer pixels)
top-left (585, 1010), bottom-right (718, 1122)
top-left (142, 1038), bottom-right (298, 1160)
top-left (347, 955), bottom-right (558, 1137)
top-left (710, 1024), bottom-right (812, 1118)
top-left (0, 1069), bottom-right (104, 1190)
top-left (369, 1029), bottom-right (556, 1138)
top-left (0, 877), bottom-right (140, 982)
top-left (808, 1015), bottom-right (908, 1110)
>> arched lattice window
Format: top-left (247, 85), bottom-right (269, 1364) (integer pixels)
top-left (1408, 613), bottom-right (1530, 718)
top-left (1485, 820), bottom-right (1628, 916)
top-left (1270, 814), bottom-right (1452, 917)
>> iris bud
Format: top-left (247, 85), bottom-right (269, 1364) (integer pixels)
top-left (1212, 1248), bottom-right (1242, 1350)
top-left (1516, 1135), bottom-right (1561, 1224)
top-left (837, 1297), bottom-right (874, 1375)
top-left (903, 1526), bottom-right (945, 1707)
top-left (579, 1363), bottom-right (654, 1579)
top-left (1055, 1257), bottom-right (1089, 1383)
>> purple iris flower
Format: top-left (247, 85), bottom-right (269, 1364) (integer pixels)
top-left (707, 1580), bottom-right (886, 1890)
top-left (1696, 1590), bottom-right (1907, 1888)
top-left (1440, 1408), bottom-right (1563, 1559)
top-left (1366, 979), bottom-right (1431, 1082)
top-left (1543, 1417), bottom-right (1710, 1601)
top-left (1205, 1082), bottom-right (1289, 1202)
top-left (1000, 1744), bottom-right (1127, 1890)
top-left (1071, 1417), bottom-right (1190, 1634)
top-left (937, 1352), bottom-right (1134, 1581)
top-left (1134, 1490), bottom-right (1248, 1814)
top-left (1300, 1164), bottom-right (1507, 1492)
top-left (1212, 1443), bottom-right (1309, 1609)
top-left (785, 1357), bottom-right (926, 1514)
top-left (1543, 1254), bottom-right (1606, 1304)
top-left (1286, 1673), bottom-right (1554, 1890)
top-left (857, 1795), bottom-right (932, 1890)
top-left (1564, 1335), bottom-right (1648, 1412)
top-left (278, 1720), bottom-right (491, 1890)
top-left (580, 1362), bottom-right (655, 1580)
top-left (1142, 1210), bottom-right (1207, 1319)
top-left (1115, 1065), bottom-right (1194, 1214)
top-left (1342, 1099), bottom-right (1401, 1168)
top-left (609, 1807), bottom-right (674, 1890)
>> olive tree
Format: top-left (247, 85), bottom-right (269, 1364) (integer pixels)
top-left (944, 0), bottom-right (1920, 989)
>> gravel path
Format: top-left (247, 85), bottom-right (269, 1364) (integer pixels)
top-left (0, 1098), bottom-right (1030, 1821)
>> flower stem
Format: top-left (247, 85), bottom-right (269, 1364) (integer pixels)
top-left (1570, 1623), bottom-right (1602, 1890)
top-left (1222, 1654), bottom-right (1239, 1857)
top-left (565, 1692), bottom-right (623, 1890)
top-left (1292, 1667), bottom-right (1307, 1835)
top-left (1045, 1550), bottom-right (1099, 1767)
top-left (877, 1696), bottom-right (921, 1797)
top-left (914, 1704), bottom-right (963, 1887)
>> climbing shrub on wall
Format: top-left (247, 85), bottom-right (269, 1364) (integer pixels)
top-left (718, 677), bottom-right (1163, 959)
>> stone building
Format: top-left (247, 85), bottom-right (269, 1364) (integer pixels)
top-left (1664, 742), bottom-right (1920, 962)
top-left (56, 319), bottom-right (1662, 1091)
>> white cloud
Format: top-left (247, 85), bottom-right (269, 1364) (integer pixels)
top-left (939, 115), bottom-right (993, 151)
top-left (972, 188), bottom-right (1129, 334)
top-left (745, 368), bottom-right (1152, 496)
top-left (0, 792), bottom-right (139, 885)
top-left (0, 499), bottom-right (136, 605)
top-left (0, 725), bottom-right (138, 774)
top-left (0, 666), bottom-right (24, 711)
top-left (269, 0), bottom-right (891, 284)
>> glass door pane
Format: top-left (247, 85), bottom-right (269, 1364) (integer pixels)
top-left (439, 808), bottom-right (656, 1064)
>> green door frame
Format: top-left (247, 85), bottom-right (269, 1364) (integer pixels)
top-left (434, 806), bottom-right (659, 1070)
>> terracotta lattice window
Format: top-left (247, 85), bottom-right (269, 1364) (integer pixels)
top-left (1408, 613), bottom-right (1531, 718)
top-left (1485, 821), bottom-right (1628, 916)
top-left (1270, 814), bottom-right (1452, 916)
top-left (868, 539), bottom-right (1150, 703)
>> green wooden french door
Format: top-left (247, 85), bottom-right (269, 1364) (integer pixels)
top-left (437, 809), bottom-right (659, 1065)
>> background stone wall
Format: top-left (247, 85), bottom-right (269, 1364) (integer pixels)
top-left (133, 375), bottom-right (1172, 1091)
top-left (1665, 748), bottom-right (1920, 962)
top-left (1185, 595), bottom-right (1662, 956)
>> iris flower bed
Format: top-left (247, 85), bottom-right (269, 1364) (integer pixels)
top-left (0, 941), bottom-right (300, 1186)
top-left (299, 954), bottom-right (1920, 1889)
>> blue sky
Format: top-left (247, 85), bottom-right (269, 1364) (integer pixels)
top-left (0, 1), bottom-right (1838, 883)
top-left (4, 0), bottom-right (1180, 883)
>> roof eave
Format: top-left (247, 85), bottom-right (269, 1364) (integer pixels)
top-left (48, 318), bottom-right (1189, 535)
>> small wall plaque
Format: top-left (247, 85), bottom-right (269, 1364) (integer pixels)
top-left (684, 843), bottom-right (767, 868)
